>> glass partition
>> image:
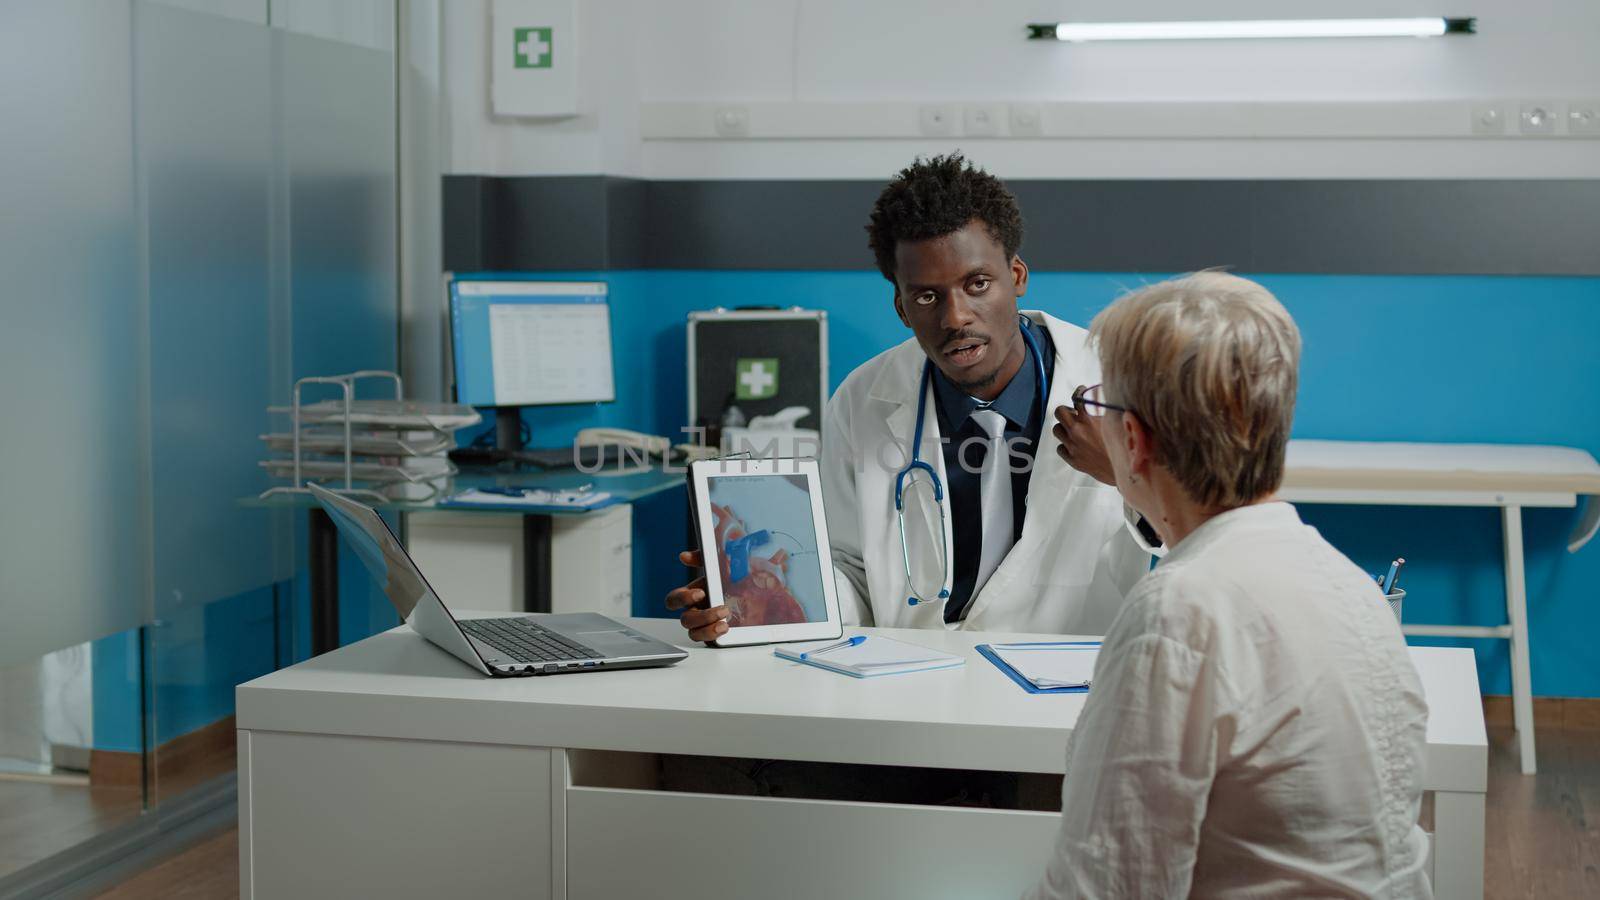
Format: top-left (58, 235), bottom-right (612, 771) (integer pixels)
top-left (0, 0), bottom-right (149, 671)
top-left (0, 0), bottom-right (418, 887)
top-left (137, 0), bottom-right (400, 806)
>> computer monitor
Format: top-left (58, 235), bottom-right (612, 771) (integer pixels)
top-left (448, 278), bottom-right (615, 451)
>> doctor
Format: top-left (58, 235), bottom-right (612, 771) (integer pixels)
top-left (668, 154), bottom-right (1155, 641)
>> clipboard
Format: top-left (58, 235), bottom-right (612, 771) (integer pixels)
top-left (976, 641), bottom-right (1100, 694)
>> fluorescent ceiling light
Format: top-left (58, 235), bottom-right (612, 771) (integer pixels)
top-left (1028, 17), bottom-right (1475, 42)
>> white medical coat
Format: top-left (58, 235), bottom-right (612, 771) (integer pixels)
top-left (820, 311), bottom-right (1153, 633)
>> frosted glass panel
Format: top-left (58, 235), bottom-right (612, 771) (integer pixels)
top-left (272, 0), bottom-right (394, 51)
top-left (400, 0), bottom-right (446, 401)
top-left (0, 1), bottom-right (148, 667)
top-left (283, 27), bottom-right (399, 383)
top-left (137, 2), bottom-right (292, 618)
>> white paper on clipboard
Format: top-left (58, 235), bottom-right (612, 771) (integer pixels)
top-left (989, 643), bottom-right (1100, 689)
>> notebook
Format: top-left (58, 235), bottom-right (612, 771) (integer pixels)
top-left (774, 635), bottom-right (964, 678)
top-left (977, 641), bottom-right (1101, 694)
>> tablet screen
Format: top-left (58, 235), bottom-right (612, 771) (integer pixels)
top-left (706, 473), bottom-right (829, 627)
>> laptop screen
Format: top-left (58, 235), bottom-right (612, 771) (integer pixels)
top-left (310, 485), bottom-right (435, 621)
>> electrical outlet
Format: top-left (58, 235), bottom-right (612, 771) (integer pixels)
top-left (1518, 101), bottom-right (1557, 135)
top-left (1469, 103), bottom-right (1505, 135)
top-left (918, 105), bottom-right (958, 137)
top-left (713, 106), bottom-right (749, 138)
top-left (1009, 104), bottom-right (1044, 137)
top-left (1568, 101), bottom-right (1600, 136)
top-left (963, 104), bottom-right (1004, 137)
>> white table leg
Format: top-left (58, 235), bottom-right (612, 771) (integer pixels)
top-left (1431, 790), bottom-right (1485, 900)
top-left (1502, 505), bottom-right (1537, 775)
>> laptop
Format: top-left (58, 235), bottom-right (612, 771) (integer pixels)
top-left (308, 483), bottom-right (688, 676)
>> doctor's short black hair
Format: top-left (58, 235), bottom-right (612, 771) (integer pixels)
top-left (866, 153), bottom-right (1025, 286)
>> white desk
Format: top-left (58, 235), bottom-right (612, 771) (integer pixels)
top-left (1281, 439), bottom-right (1600, 775)
top-left (237, 617), bottom-right (1487, 900)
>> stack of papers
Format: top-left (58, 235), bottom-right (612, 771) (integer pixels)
top-left (276, 399), bottom-right (482, 431)
top-left (443, 488), bottom-right (614, 509)
top-left (984, 642), bottom-right (1101, 692)
top-left (259, 373), bottom-right (480, 503)
top-left (775, 636), bottom-right (963, 678)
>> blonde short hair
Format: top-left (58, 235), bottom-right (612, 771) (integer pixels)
top-left (1090, 272), bottom-right (1301, 508)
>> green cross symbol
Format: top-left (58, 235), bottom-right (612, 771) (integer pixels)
top-left (514, 27), bottom-right (553, 69)
top-left (736, 358), bottom-right (779, 401)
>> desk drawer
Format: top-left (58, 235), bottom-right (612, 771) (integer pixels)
top-left (241, 731), bottom-right (554, 900)
top-left (565, 785), bottom-right (1059, 900)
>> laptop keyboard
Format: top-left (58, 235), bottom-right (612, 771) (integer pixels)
top-left (458, 618), bottom-right (603, 664)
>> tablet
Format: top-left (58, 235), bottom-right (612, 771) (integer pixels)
top-left (687, 457), bottom-right (844, 646)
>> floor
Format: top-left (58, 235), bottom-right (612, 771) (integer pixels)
top-left (0, 736), bottom-right (236, 886)
top-left (0, 780), bottom-right (141, 882)
top-left (95, 829), bottom-right (237, 900)
top-left (1480, 698), bottom-right (1600, 899)
top-left (90, 706), bottom-right (1600, 899)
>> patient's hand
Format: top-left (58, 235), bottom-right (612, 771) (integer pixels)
top-left (664, 549), bottom-right (729, 644)
top-left (1053, 391), bottom-right (1116, 486)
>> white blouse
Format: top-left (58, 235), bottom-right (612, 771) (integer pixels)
top-left (1028, 502), bottom-right (1431, 899)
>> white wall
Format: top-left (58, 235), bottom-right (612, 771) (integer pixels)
top-left (444, 0), bottom-right (1600, 179)
top-left (644, 0), bottom-right (1595, 103)
top-left (443, 0), bottom-right (640, 176)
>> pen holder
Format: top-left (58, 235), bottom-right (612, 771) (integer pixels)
top-left (1385, 588), bottom-right (1405, 625)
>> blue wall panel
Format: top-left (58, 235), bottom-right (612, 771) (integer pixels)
top-left (90, 630), bottom-right (143, 755)
top-left (489, 270), bottom-right (1600, 698)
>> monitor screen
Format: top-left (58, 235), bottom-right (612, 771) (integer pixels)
top-left (449, 279), bottom-right (615, 407)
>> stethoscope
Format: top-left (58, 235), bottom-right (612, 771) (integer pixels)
top-left (895, 316), bottom-right (1049, 607)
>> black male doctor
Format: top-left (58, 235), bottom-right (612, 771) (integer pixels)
top-left (668, 154), bottom-right (1156, 640)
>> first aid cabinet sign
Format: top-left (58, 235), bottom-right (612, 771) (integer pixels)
top-left (492, 0), bottom-right (578, 117)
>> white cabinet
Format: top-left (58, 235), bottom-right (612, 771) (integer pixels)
top-left (240, 731), bottom-right (553, 899)
top-left (404, 506), bottom-right (633, 616)
top-left (549, 506), bottom-right (633, 619)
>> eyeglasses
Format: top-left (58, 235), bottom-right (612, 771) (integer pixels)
top-left (1073, 383), bottom-right (1134, 418)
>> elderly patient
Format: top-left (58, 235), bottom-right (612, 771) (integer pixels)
top-left (1028, 273), bottom-right (1430, 899)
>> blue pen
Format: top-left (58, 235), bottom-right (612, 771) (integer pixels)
top-left (478, 486), bottom-right (529, 497)
top-left (800, 635), bottom-right (867, 660)
top-left (1381, 558), bottom-right (1406, 594)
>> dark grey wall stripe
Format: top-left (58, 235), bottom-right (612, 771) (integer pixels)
top-left (603, 176), bottom-right (650, 270)
top-left (441, 174), bottom-right (486, 270)
top-left (443, 175), bottom-right (1600, 276)
top-left (640, 180), bottom-right (885, 270)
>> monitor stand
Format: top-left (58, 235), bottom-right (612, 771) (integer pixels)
top-left (449, 408), bottom-right (628, 470)
top-left (448, 408), bottom-right (532, 467)
top-left (495, 408), bottom-right (525, 453)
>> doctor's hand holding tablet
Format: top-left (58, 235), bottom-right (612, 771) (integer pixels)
top-left (674, 457), bottom-right (847, 647)
top-left (664, 548), bottom-right (727, 644)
